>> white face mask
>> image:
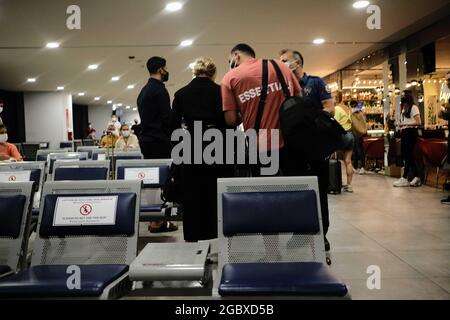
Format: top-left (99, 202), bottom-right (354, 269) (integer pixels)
top-left (284, 60), bottom-right (297, 71)
top-left (0, 106), bottom-right (3, 113)
top-left (0, 133), bottom-right (8, 143)
top-left (122, 130), bottom-right (130, 138)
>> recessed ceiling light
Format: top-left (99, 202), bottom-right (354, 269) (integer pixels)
top-left (165, 2), bottom-right (183, 12)
top-left (313, 38), bottom-right (325, 45)
top-left (353, 1), bottom-right (370, 9)
top-left (117, 103), bottom-right (123, 107)
top-left (127, 85), bottom-right (135, 89)
top-left (57, 86), bottom-right (64, 91)
top-left (180, 39), bottom-right (193, 47)
top-left (107, 100), bottom-right (113, 104)
top-left (133, 107), bottom-right (137, 111)
top-left (27, 78), bottom-right (36, 83)
top-left (94, 97), bottom-right (101, 101)
top-left (126, 105), bottom-right (131, 109)
top-left (78, 92), bottom-right (85, 96)
top-left (46, 42), bottom-right (60, 49)
top-left (111, 76), bottom-right (120, 81)
top-left (88, 64), bottom-right (98, 70)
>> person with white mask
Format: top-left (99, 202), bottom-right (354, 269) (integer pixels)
top-left (0, 124), bottom-right (22, 161)
top-left (115, 123), bottom-right (139, 150)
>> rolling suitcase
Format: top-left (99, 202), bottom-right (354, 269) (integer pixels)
top-left (328, 159), bottom-right (342, 194)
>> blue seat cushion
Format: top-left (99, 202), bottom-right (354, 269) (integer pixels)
top-left (0, 265), bottom-right (11, 276)
top-left (222, 191), bottom-right (320, 236)
top-left (0, 265), bottom-right (128, 298)
top-left (54, 167), bottom-right (108, 181)
top-left (39, 193), bottom-right (136, 238)
top-left (140, 204), bottom-right (162, 212)
top-left (219, 262), bottom-right (348, 297)
top-left (0, 195), bottom-right (26, 238)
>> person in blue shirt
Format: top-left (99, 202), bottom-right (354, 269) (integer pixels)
top-left (279, 49), bottom-right (335, 258)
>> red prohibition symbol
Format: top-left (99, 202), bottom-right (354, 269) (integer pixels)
top-left (138, 172), bottom-right (146, 179)
top-left (8, 176), bottom-right (17, 181)
top-left (80, 204), bottom-right (93, 216)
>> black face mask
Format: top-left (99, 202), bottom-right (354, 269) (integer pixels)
top-left (161, 69), bottom-right (169, 82)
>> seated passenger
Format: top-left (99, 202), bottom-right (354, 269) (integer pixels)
top-left (115, 124), bottom-right (139, 150)
top-left (100, 124), bottom-right (118, 148)
top-left (0, 124), bottom-right (23, 161)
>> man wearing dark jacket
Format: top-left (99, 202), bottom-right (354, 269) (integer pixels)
top-left (137, 56), bottom-right (172, 159)
top-left (137, 56), bottom-right (178, 233)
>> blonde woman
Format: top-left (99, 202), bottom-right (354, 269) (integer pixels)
top-left (170, 57), bottom-right (232, 242)
top-left (334, 93), bottom-right (355, 193)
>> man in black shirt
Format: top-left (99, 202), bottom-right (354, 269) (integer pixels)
top-left (137, 56), bottom-right (172, 159)
top-left (137, 56), bottom-right (178, 233)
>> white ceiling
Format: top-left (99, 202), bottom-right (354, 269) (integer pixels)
top-left (0, 0), bottom-right (449, 110)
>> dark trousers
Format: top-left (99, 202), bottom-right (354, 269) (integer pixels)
top-left (282, 150), bottom-right (330, 236)
top-left (353, 135), bottom-right (366, 169)
top-left (139, 140), bottom-right (171, 159)
top-left (401, 128), bottom-right (419, 179)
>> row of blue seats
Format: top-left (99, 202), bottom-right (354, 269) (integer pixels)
top-left (0, 158), bottom-right (174, 222)
top-left (0, 177), bottom-right (349, 299)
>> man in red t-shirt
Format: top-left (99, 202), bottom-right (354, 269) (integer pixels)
top-left (221, 43), bottom-right (301, 174)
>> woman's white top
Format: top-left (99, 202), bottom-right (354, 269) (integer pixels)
top-left (401, 105), bottom-right (420, 127)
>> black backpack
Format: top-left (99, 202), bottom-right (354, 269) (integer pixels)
top-left (261, 60), bottom-right (345, 161)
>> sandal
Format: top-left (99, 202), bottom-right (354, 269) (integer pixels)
top-left (148, 222), bottom-right (179, 233)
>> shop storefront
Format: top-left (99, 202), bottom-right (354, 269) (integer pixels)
top-left (323, 20), bottom-right (449, 187)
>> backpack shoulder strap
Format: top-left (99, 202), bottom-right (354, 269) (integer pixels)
top-left (269, 59), bottom-right (291, 98)
top-left (254, 59), bottom-right (269, 132)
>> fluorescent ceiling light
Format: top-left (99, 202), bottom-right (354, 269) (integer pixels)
top-left (111, 76), bottom-right (120, 81)
top-left (180, 39), bottom-right (193, 47)
top-left (353, 1), bottom-right (370, 9)
top-left (27, 78), bottom-right (36, 83)
top-left (165, 2), bottom-right (183, 12)
top-left (46, 42), bottom-right (60, 49)
top-left (88, 64), bottom-right (98, 70)
top-left (126, 105), bottom-right (131, 109)
top-left (313, 38), bottom-right (325, 45)
top-left (78, 92), bottom-right (85, 96)
top-left (57, 86), bottom-right (64, 91)
top-left (117, 103), bottom-right (123, 107)
top-left (133, 107), bottom-right (137, 111)
top-left (127, 85), bottom-right (135, 89)
top-left (94, 97), bottom-right (101, 101)
top-left (107, 100), bottom-right (113, 104)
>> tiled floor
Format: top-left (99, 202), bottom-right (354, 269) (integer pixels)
top-left (138, 171), bottom-right (450, 300)
top-left (327, 172), bottom-right (449, 300)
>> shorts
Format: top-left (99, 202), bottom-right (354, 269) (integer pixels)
top-left (341, 131), bottom-right (355, 152)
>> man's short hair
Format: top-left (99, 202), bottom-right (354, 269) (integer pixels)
top-left (231, 44), bottom-right (256, 58)
top-left (280, 49), bottom-right (304, 67)
top-left (0, 124), bottom-right (6, 130)
top-left (147, 56), bottom-right (166, 74)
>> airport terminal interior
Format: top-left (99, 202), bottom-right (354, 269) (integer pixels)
top-left (0, 0), bottom-right (449, 301)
